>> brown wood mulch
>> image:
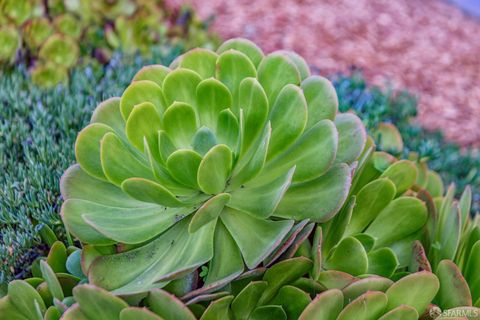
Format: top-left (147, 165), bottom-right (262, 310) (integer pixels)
top-left (168, 0), bottom-right (480, 146)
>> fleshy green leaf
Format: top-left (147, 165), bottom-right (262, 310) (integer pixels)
top-left (267, 84), bottom-right (307, 160)
top-left (121, 178), bottom-right (183, 207)
top-left (196, 78), bottom-right (232, 129)
top-left (132, 65), bottom-right (170, 86)
top-left (158, 131), bottom-right (177, 164)
top-left (228, 167), bottom-right (294, 219)
top-left (385, 271), bottom-right (440, 315)
top-left (125, 102), bottom-right (162, 154)
top-left (337, 291), bottom-right (388, 320)
top-left (436, 260), bottom-right (472, 309)
top-left (270, 285), bottom-right (311, 319)
top-left (465, 241), bottom-right (480, 302)
top-left (257, 53), bottom-right (301, 105)
top-left (204, 220), bottom-right (244, 286)
top-left (217, 38), bottom-right (264, 67)
top-left (100, 132), bottom-right (155, 185)
top-left (216, 50), bottom-right (256, 116)
top-left (380, 160), bottom-right (418, 196)
top-left (61, 305), bottom-right (87, 320)
top-left (311, 226), bottom-right (323, 281)
top-left (220, 208), bottom-right (293, 269)
top-left (189, 193), bottom-right (230, 233)
top-left (80, 200), bottom-right (194, 243)
top-left (459, 186), bottom-right (472, 230)
top-left (250, 306), bottom-right (287, 320)
top-left (377, 305), bottom-right (418, 320)
top-left (301, 76), bottom-right (338, 127)
top-left (147, 289), bottom-right (196, 320)
top-left (166, 149), bottom-right (202, 189)
top-left (263, 119), bottom-right (337, 183)
top-left (192, 127), bottom-right (217, 156)
top-left (367, 248), bottom-right (399, 278)
top-left (275, 164), bottom-right (351, 222)
top-left (47, 241), bottom-right (67, 273)
top-left (6, 280), bottom-right (46, 319)
top-left (334, 113), bottom-right (366, 164)
top-left (259, 257), bottom-right (313, 305)
top-left (200, 295), bottom-right (233, 320)
top-left (239, 77), bottom-right (269, 155)
top-left (178, 48), bottom-right (218, 79)
top-left (120, 307), bottom-right (164, 320)
top-left (120, 80), bottom-right (165, 120)
top-left (75, 123), bottom-right (114, 180)
top-left (324, 237), bottom-right (368, 276)
top-left (162, 68), bottom-right (202, 107)
top-left (317, 271), bottom-right (357, 290)
top-left (425, 170), bottom-right (444, 197)
top-left (90, 97), bottom-right (126, 138)
top-left (229, 123), bottom-right (271, 188)
top-left (321, 196), bottom-right (355, 256)
top-left (432, 203), bottom-right (461, 266)
top-left (365, 197), bottom-right (427, 248)
top-left (66, 250), bottom-right (84, 279)
top-left (72, 285), bottom-right (128, 319)
top-left (40, 260), bottom-right (64, 301)
top-left (216, 109), bottom-right (240, 152)
top-left (163, 102), bottom-right (198, 148)
top-left (342, 276), bottom-right (393, 305)
top-left (44, 306), bottom-right (62, 320)
top-left (197, 144), bottom-right (232, 194)
top-left (231, 281), bottom-right (267, 320)
top-left (374, 123), bottom-right (404, 154)
top-left (298, 289), bottom-right (343, 320)
top-left (345, 178), bottom-right (396, 236)
top-left (277, 50), bottom-right (310, 80)
top-left (88, 218), bottom-right (215, 294)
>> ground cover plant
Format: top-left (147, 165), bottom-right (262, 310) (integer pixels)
top-left (0, 0), bottom-right (218, 87)
top-left (1, 38), bottom-right (479, 319)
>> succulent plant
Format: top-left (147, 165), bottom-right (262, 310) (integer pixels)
top-left (0, 0), bottom-right (35, 26)
top-left (53, 14), bottom-right (82, 40)
top-left (301, 139), bottom-right (426, 279)
top-left (0, 0), bottom-right (218, 88)
top-left (349, 124), bottom-right (480, 311)
top-left (38, 34), bottom-right (79, 69)
top-left (373, 122), bottom-right (404, 155)
top-left (417, 181), bottom-right (480, 308)
top-left (0, 239), bottom-right (83, 319)
top-left (0, 25), bottom-right (20, 63)
top-left (22, 17), bottom-right (54, 50)
top-left (30, 62), bottom-right (69, 87)
top-left (60, 38), bottom-right (367, 294)
top-left (0, 251), bottom-right (444, 320)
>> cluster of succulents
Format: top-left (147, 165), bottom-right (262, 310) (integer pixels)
top-left (0, 0), bottom-right (218, 87)
top-left (1, 38), bottom-right (479, 319)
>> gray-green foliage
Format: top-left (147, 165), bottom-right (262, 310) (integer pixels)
top-left (0, 46), bottom-right (182, 282)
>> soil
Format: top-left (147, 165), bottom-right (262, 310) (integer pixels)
top-left (167, 0), bottom-right (480, 146)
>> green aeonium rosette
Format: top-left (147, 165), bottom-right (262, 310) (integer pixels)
top-left (60, 38), bottom-right (367, 294)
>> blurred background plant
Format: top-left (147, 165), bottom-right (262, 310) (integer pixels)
top-left (0, 0), bottom-right (219, 87)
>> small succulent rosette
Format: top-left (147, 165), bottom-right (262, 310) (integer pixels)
top-left (0, 25), bottom-right (20, 63)
top-left (61, 38), bottom-right (367, 294)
